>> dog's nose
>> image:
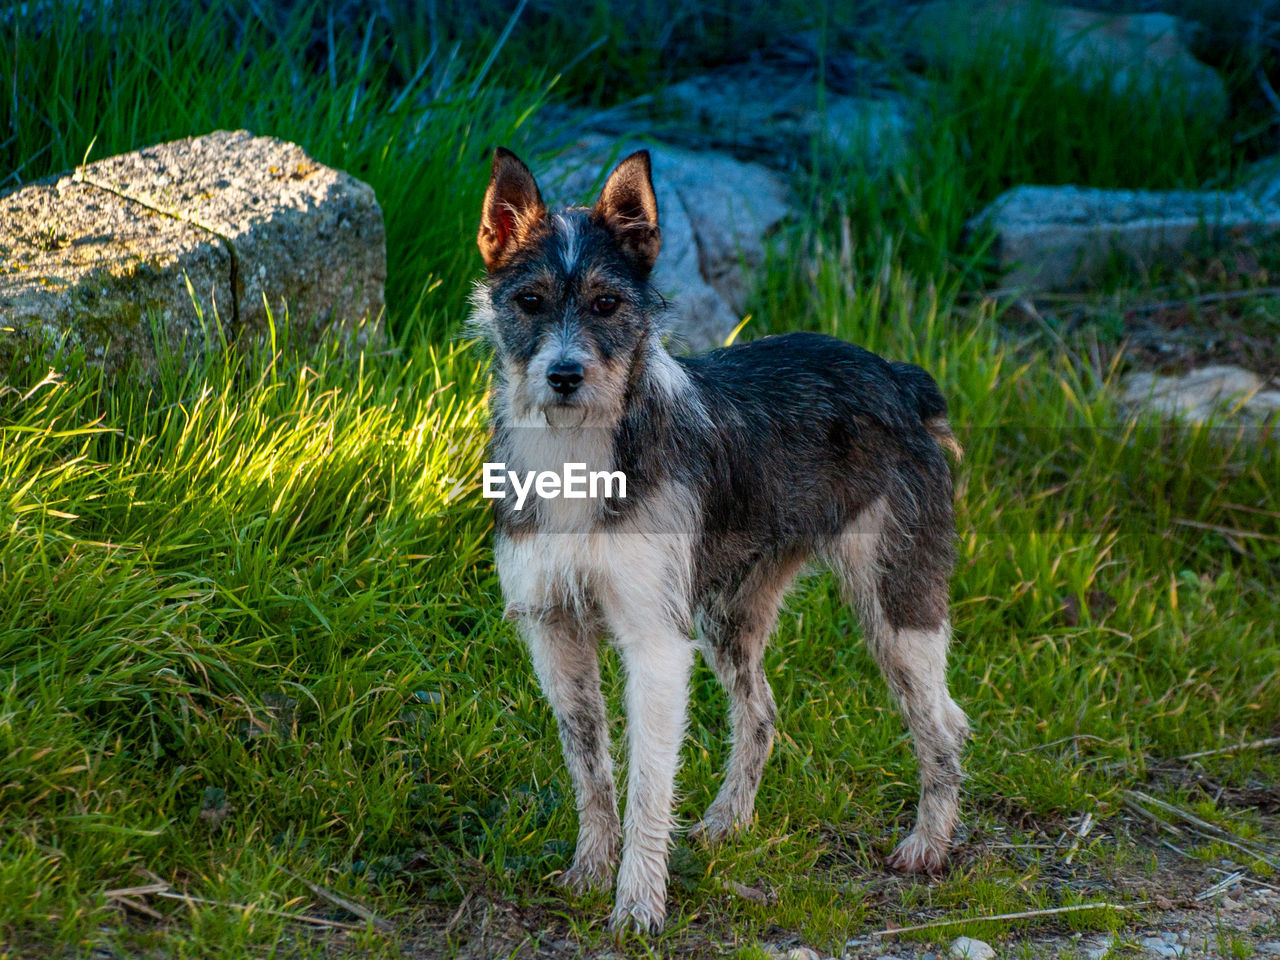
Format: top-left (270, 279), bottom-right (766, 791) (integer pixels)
top-left (547, 360), bottom-right (584, 396)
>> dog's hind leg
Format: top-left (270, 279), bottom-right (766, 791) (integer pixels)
top-left (691, 560), bottom-right (800, 843)
top-left (829, 499), bottom-right (969, 875)
top-left (521, 607), bottom-right (620, 892)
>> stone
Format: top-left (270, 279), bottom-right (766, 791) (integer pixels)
top-left (787, 948), bottom-right (822, 960)
top-left (1140, 936), bottom-right (1184, 958)
top-left (950, 936), bottom-right (996, 960)
top-left (1256, 943), bottom-right (1280, 956)
top-left (663, 62), bottom-right (911, 166)
top-left (969, 185), bottom-right (1280, 292)
top-left (1239, 155), bottom-right (1280, 207)
top-left (543, 136), bottom-right (790, 352)
top-left (76, 130), bottom-right (385, 348)
top-left (909, 3), bottom-right (1226, 122)
top-left (1, 130), bottom-right (385, 377)
top-left (1083, 933), bottom-right (1116, 960)
top-left (1122, 365), bottom-right (1280, 426)
top-left (0, 175), bottom-right (233, 374)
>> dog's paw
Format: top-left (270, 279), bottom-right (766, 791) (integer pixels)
top-left (608, 897), bottom-right (666, 935)
top-left (886, 831), bottom-right (949, 875)
top-left (557, 857), bottom-right (615, 894)
top-left (688, 807), bottom-right (746, 845)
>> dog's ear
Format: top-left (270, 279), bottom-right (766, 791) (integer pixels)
top-left (592, 150), bottom-right (661, 275)
top-left (478, 148), bottom-right (546, 272)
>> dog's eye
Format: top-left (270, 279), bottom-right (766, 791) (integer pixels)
top-left (591, 295), bottom-right (619, 316)
top-left (515, 292), bottom-right (543, 313)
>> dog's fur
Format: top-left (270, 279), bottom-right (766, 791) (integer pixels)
top-left (470, 147), bottom-right (969, 933)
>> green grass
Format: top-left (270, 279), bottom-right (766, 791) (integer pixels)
top-left (3, 2), bottom-right (1280, 958)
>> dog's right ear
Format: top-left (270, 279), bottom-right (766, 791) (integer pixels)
top-left (478, 148), bottom-right (546, 272)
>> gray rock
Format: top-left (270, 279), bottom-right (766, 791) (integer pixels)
top-left (1239, 155), bottom-right (1280, 206)
top-left (663, 63), bottom-right (911, 166)
top-left (76, 130), bottom-right (385, 350)
top-left (969, 185), bottom-right (1280, 292)
top-left (1, 130), bottom-right (385, 378)
top-left (950, 936), bottom-right (996, 960)
top-left (909, 2), bottom-right (1226, 122)
top-left (1083, 933), bottom-right (1116, 960)
top-left (1122, 365), bottom-right (1280, 426)
top-left (1, 175), bottom-right (234, 374)
top-left (543, 136), bottom-right (790, 352)
top-left (1141, 936), bottom-right (1184, 958)
top-left (1256, 943), bottom-right (1280, 956)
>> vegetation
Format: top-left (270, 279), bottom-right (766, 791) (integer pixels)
top-left (1, 2), bottom-right (1277, 957)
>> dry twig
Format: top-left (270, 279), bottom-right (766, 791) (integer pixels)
top-left (868, 901), bottom-right (1145, 937)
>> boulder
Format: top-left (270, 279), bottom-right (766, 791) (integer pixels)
top-left (543, 137), bottom-right (790, 352)
top-left (1, 130), bottom-right (385, 376)
top-left (0, 176), bottom-right (233, 373)
top-left (909, 2), bottom-right (1227, 122)
top-left (970, 185), bottom-right (1280, 292)
top-left (663, 64), bottom-right (911, 166)
top-left (1122, 365), bottom-right (1280, 426)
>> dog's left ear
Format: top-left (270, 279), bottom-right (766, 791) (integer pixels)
top-left (592, 150), bottom-right (661, 275)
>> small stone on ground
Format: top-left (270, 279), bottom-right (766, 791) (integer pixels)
top-left (951, 936), bottom-right (996, 960)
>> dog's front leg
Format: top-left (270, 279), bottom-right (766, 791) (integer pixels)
top-left (610, 628), bottom-right (693, 934)
top-left (522, 610), bottom-right (620, 891)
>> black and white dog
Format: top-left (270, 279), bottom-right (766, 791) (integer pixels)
top-left (470, 147), bottom-right (968, 933)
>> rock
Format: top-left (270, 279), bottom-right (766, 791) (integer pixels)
top-left (970, 185), bottom-right (1280, 292)
top-left (1, 175), bottom-right (234, 374)
top-left (950, 936), bottom-right (996, 960)
top-left (1140, 936), bottom-right (1184, 958)
top-left (543, 136), bottom-right (790, 352)
top-left (1, 130), bottom-right (385, 376)
top-left (1239, 155), bottom-right (1280, 207)
top-left (1122, 365), bottom-right (1280, 426)
top-left (663, 62), bottom-right (911, 166)
top-left (787, 948), bottom-right (822, 960)
top-left (909, 2), bottom-right (1226, 122)
top-left (1257, 943), bottom-right (1280, 956)
top-left (1083, 933), bottom-right (1116, 960)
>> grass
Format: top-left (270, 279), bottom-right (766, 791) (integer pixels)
top-left (2, 2), bottom-right (1279, 958)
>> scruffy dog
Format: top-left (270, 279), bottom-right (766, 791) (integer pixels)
top-left (469, 147), bottom-right (968, 933)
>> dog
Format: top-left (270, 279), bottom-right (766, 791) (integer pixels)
top-left (469, 146), bottom-right (969, 933)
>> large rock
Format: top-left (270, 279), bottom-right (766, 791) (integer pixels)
top-left (1, 176), bottom-right (233, 373)
top-left (971, 185), bottom-right (1280, 292)
top-left (909, 2), bottom-right (1227, 122)
top-left (1, 130), bottom-right (385, 376)
top-left (544, 137), bottom-right (790, 352)
top-left (662, 62), bottom-right (911, 166)
top-left (1122, 366), bottom-right (1280, 427)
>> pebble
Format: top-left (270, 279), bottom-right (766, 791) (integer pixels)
top-left (1083, 933), bottom-right (1116, 959)
top-left (1141, 937), bottom-right (1185, 958)
top-left (1258, 945), bottom-right (1280, 957)
top-left (951, 937), bottom-right (996, 960)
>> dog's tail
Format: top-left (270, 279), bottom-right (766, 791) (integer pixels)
top-left (891, 361), bottom-right (963, 462)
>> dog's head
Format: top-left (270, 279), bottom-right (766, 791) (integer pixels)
top-left (470, 147), bottom-right (664, 428)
